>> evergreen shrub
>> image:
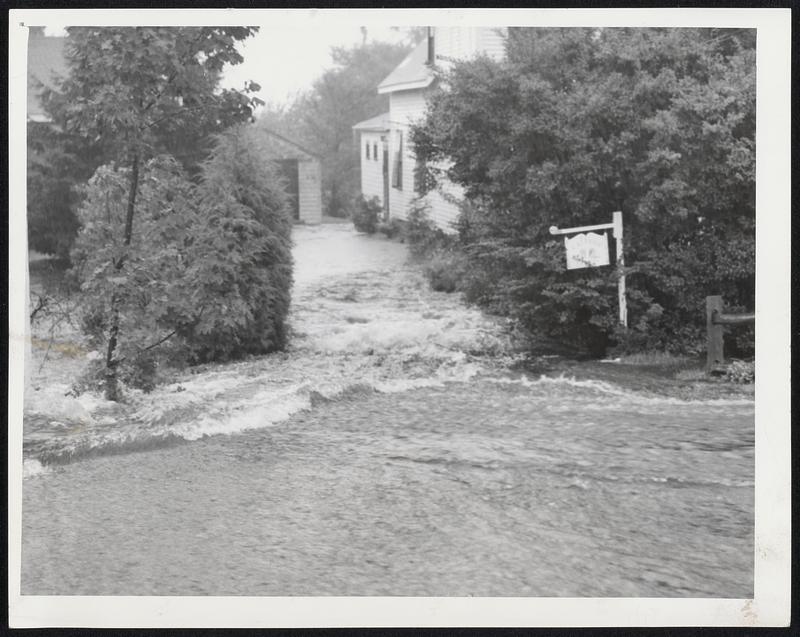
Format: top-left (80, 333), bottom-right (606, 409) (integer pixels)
top-left (351, 195), bottom-right (381, 234)
top-left (69, 126), bottom-right (294, 391)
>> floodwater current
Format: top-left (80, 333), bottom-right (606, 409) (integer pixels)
top-left (21, 224), bottom-right (754, 597)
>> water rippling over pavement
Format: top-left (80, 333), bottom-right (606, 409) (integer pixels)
top-left (22, 223), bottom-right (754, 596)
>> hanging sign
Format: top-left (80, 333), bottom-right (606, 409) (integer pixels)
top-left (563, 231), bottom-right (610, 270)
top-left (549, 211), bottom-right (627, 327)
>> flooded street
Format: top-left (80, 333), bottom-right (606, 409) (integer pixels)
top-left (22, 224), bottom-right (754, 597)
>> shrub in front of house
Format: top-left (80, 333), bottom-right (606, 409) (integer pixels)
top-left (404, 198), bottom-right (457, 259)
top-left (410, 28), bottom-right (755, 358)
top-left (377, 218), bottom-right (405, 239)
top-left (351, 195), bottom-right (382, 234)
top-left (423, 250), bottom-right (465, 293)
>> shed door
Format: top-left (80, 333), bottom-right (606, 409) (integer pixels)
top-left (277, 159), bottom-right (300, 220)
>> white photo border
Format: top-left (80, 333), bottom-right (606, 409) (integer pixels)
top-left (7, 7), bottom-right (791, 628)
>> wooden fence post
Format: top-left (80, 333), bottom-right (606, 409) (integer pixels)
top-left (706, 295), bottom-right (724, 371)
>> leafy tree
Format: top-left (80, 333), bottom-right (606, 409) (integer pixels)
top-left (260, 40), bottom-right (412, 217)
top-left (29, 27), bottom-right (261, 258)
top-left (26, 120), bottom-right (102, 258)
top-left (71, 125), bottom-right (293, 397)
top-left (46, 27), bottom-right (262, 399)
top-left (412, 27), bottom-right (755, 355)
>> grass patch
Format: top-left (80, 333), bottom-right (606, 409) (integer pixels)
top-left (618, 351), bottom-right (694, 368)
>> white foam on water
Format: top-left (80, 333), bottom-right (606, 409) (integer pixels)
top-left (23, 458), bottom-right (50, 478)
top-left (487, 374), bottom-right (755, 407)
top-left (23, 224), bottom-right (752, 466)
top-left (24, 383), bottom-right (103, 425)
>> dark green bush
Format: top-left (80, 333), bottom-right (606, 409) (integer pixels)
top-left (352, 195), bottom-right (381, 234)
top-left (170, 126), bottom-right (294, 363)
top-left (70, 126), bottom-right (294, 390)
top-left (26, 122), bottom-right (105, 259)
top-left (404, 198), bottom-right (457, 259)
top-left (423, 251), bottom-right (464, 293)
top-left (377, 218), bottom-right (405, 239)
top-left (411, 28), bottom-right (755, 357)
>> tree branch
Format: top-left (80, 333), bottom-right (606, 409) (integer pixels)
top-left (140, 330), bottom-right (177, 352)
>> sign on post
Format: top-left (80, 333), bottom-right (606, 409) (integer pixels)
top-left (564, 232), bottom-right (610, 269)
top-left (550, 211), bottom-right (627, 327)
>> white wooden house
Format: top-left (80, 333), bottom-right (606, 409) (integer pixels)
top-left (352, 27), bottom-right (507, 231)
top-left (352, 112), bottom-right (390, 216)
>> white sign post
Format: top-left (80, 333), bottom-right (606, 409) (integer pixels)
top-left (549, 211), bottom-right (627, 327)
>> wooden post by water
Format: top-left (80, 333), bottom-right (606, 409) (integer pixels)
top-left (706, 295), bottom-right (725, 371)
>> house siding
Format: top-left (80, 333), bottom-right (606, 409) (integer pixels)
top-left (436, 26), bottom-right (507, 64)
top-left (359, 132), bottom-right (385, 205)
top-left (387, 90), bottom-right (461, 231)
top-left (387, 90), bottom-right (425, 221)
top-left (372, 27), bottom-right (509, 232)
top-left (477, 27), bottom-right (507, 61)
top-left (297, 160), bottom-right (323, 223)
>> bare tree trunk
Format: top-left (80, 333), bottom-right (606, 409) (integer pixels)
top-left (104, 299), bottom-right (121, 401)
top-left (123, 153), bottom-right (140, 245)
top-left (104, 153), bottom-right (140, 401)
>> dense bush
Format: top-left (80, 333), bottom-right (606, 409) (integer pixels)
top-left (181, 126), bottom-right (293, 362)
top-left (724, 359), bottom-right (754, 384)
top-left (411, 28), bottom-right (755, 356)
top-left (423, 251), bottom-right (465, 293)
top-left (26, 121), bottom-right (109, 259)
top-left (404, 198), bottom-right (457, 259)
top-left (376, 218), bottom-right (405, 239)
top-left (28, 27), bottom-right (261, 259)
top-left (351, 195), bottom-right (382, 234)
top-left (70, 126), bottom-right (293, 392)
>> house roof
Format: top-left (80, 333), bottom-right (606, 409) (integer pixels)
top-left (352, 112), bottom-right (390, 132)
top-left (27, 28), bottom-right (68, 121)
top-left (377, 40), bottom-right (434, 95)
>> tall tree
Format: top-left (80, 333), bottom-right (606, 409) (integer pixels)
top-left (30, 27), bottom-right (261, 258)
top-left (44, 27), bottom-right (261, 398)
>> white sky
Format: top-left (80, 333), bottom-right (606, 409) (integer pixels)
top-left (44, 24), bottom-right (412, 108)
top-left (219, 25), bottom-right (411, 107)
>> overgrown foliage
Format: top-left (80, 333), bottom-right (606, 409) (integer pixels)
top-left (411, 27), bottom-right (755, 356)
top-left (351, 195), bottom-right (382, 234)
top-left (70, 127), bottom-right (293, 395)
top-left (29, 27), bottom-right (261, 259)
top-left (44, 27), bottom-right (275, 399)
top-left (182, 128), bottom-right (293, 363)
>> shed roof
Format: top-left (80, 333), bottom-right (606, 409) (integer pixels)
top-left (27, 28), bottom-right (68, 121)
top-left (352, 112), bottom-right (390, 132)
top-left (255, 126), bottom-right (321, 160)
top-left (377, 40), bottom-right (434, 95)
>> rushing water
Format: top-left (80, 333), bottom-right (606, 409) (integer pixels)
top-left (21, 223), bottom-right (754, 597)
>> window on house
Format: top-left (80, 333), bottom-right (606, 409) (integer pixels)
top-left (392, 132), bottom-right (403, 190)
top-left (373, 143), bottom-right (378, 160)
top-left (366, 141), bottom-right (370, 160)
